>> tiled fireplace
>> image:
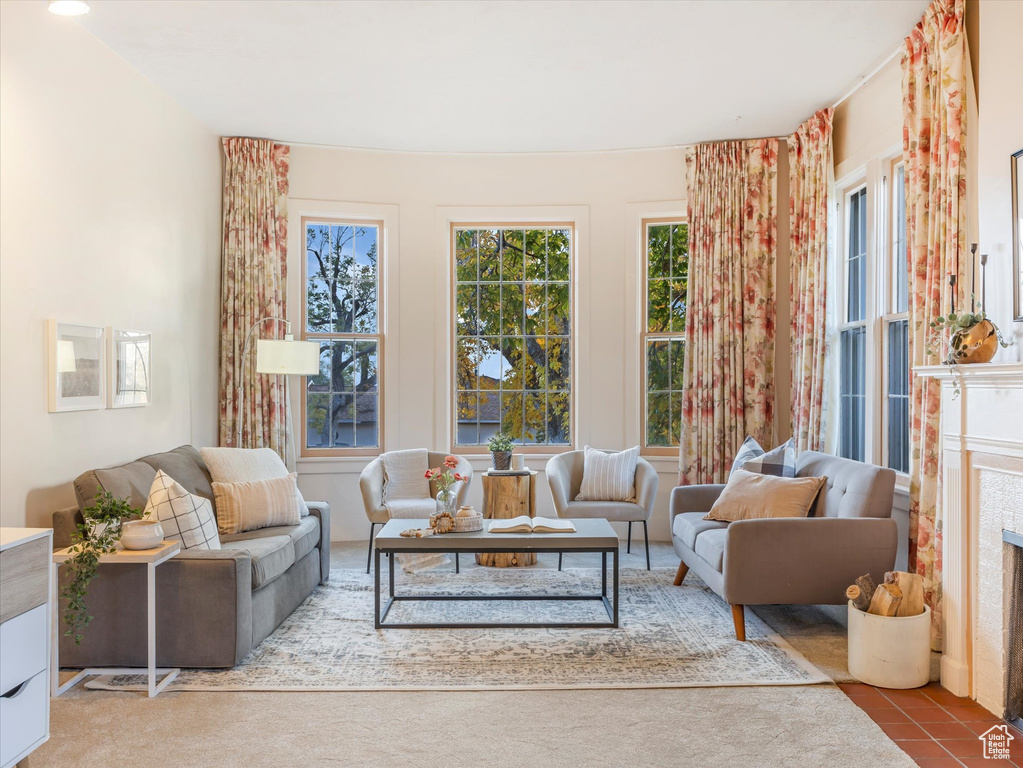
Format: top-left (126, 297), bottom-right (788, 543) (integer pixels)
top-left (916, 362), bottom-right (1023, 717)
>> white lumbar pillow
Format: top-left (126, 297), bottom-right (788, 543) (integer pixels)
top-left (200, 447), bottom-right (307, 516)
top-left (144, 470), bottom-right (221, 550)
top-left (212, 473), bottom-right (305, 535)
top-left (575, 445), bottom-right (641, 503)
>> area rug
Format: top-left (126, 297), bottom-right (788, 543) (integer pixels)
top-left (87, 567), bottom-right (829, 692)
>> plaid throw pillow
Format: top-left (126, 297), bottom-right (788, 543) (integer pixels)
top-left (729, 436), bottom-right (797, 478)
top-left (144, 470), bottom-right (221, 550)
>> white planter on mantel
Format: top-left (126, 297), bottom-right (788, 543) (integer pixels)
top-left (914, 361), bottom-right (1023, 710)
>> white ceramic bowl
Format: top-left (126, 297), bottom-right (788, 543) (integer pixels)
top-left (120, 519), bottom-right (165, 550)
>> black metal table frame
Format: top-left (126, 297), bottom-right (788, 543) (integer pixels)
top-left (373, 544), bottom-right (619, 629)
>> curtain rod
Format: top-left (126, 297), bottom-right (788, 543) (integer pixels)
top-left (830, 44), bottom-right (903, 111)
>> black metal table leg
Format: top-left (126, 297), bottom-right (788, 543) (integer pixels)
top-left (627, 521), bottom-right (632, 553)
top-left (613, 547), bottom-right (619, 627)
top-left (374, 548), bottom-right (381, 628)
top-left (602, 551), bottom-right (607, 597)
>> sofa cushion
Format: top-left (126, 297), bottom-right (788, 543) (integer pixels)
top-left (694, 528), bottom-right (728, 572)
top-left (75, 445), bottom-right (213, 514)
top-left (219, 534), bottom-right (295, 590)
top-left (221, 517), bottom-right (319, 565)
top-left (672, 512), bottom-right (728, 549)
top-left (561, 500), bottom-right (648, 522)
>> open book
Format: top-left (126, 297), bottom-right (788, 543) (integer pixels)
top-left (488, 516), bottom-right (576, 534)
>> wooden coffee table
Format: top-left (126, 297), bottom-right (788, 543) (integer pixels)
top-left (373, 518), bottom-right (619, 629)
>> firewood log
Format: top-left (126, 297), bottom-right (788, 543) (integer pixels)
top-left (854, 574), bottom-right (877, 605)
top-left (885, 571), bottom-right (925, 617)
top-left (845, 585), bottom-right (871, 612)
top-left (867, 583), bottom-right (903, 617)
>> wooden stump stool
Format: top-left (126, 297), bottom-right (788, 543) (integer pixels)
top-left (476, 470), bottom-right (537, 567)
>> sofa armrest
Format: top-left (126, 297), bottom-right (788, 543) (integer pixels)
top-left (546, 456), bottom-right (572, 517)
top-left (723, 516), bottom-right (898, 606)
top-left (669, 484), bottom-right (726, 523)
top-left (305, 501), bottom-right (331, 583)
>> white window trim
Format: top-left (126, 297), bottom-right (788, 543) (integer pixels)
top-left (288, 198), bottom-right (400, 468)
top-left (832, 143), bottom-right (908, 477)
top-left (434, 205), bottom-right (589, 457)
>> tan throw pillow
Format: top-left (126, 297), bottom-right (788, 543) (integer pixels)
top-left (703, 469), bottom-right (826, 523)
top-left (212, 472), bottom-right (304, 535)
top-left (201, 447), bottom-right (308, 517)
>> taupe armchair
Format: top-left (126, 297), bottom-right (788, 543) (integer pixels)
top-left (359, 451), bottom-right (473, 573)
top-left (546, 450), bottom-right (659, 569)
top-left (671, 450), bottom-right (897, 641)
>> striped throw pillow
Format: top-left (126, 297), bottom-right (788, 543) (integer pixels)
top-left (575, 446), bottom-right (640, 502)
top-left (212, 472), bottom-right (305, 535)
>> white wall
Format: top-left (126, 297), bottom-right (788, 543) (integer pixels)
top-left (288, 146), bottom-right (697, 541)
top-left (976, 0), bottom-right (1023, 355)
top-left (0, 3), bottom-right (222, 528)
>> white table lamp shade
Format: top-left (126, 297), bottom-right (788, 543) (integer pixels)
top-left (57, 339), bottom-right (77, 373)
top-left (256, 338), bottom-right (320, 375)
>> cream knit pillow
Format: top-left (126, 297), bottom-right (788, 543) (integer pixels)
top-left (212, 473), bottom-right (305, 535)
top-left (200, 447), bottom-right (308, 516)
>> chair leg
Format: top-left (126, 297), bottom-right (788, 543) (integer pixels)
top-left (642, 520), bottom-right (650, 570)
top-left (627, 521), bottom-right (632, 554)
top-left (366, 522), bottom-right (377, 574)
top-left (673, 560), bottom-right (689, 586)
top-left (558, 552), bottom-right (563, 571)
top-left (731, 604), bottom-right (746, 642)
top-left (455, 553), bottom-right (460, 573)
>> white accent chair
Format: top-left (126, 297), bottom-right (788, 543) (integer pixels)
top-left (545, 450), bottom-right (659, 569)
top-left (358, 451), bottom-right (473, 573)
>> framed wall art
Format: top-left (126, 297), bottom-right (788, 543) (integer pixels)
top-left (108, 328), bottom-right (152, 408)
top-left (47, 320), bottom-right (106, 412)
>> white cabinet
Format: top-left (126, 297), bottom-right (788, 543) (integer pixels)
top-left (0, 528), bottom-right (52, 768)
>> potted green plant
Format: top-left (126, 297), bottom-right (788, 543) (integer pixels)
top-left (928, 308), bottom-right (1009, 395)
top-left (487, 432), bottom-right (514, 470)
top-left (62, 491), bottom-right (141, 644)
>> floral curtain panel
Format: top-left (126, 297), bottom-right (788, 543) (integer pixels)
top-left (788, 109), bottom-right (834, 454)
top-left (218, 138), bottom-right (294, 465)
top-left (903, 0), bottom-right (967, 651)
top-left (679, 140), bottom-right (778, 485)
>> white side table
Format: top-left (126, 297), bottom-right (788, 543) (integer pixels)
top-left (51, 540), bottom-right (181, 698)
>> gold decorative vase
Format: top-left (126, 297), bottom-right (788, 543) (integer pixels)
top-left (951, 320), bottom-right (999, 364)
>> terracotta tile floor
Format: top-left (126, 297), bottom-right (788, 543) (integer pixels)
top-left (840, 682), bottom-right (1023, 766)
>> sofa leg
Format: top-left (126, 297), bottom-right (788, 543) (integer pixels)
top-left (642, 520), bottom-right (650, 570)
top-left (366, 522), bottom-right (378, 574)
top-left (731, 604), bottom-right (746, 642)
top-left (627, 521), bottom-right (632, 554)
top-left (674, 561), bottom-right (689, 586)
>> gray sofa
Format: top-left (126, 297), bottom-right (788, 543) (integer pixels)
top-left (670, 450), bottom-right (897, 641)
top-left (52, 445), bottom-right (330, 668)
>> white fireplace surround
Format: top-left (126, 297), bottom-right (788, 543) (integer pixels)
top-left (916, 362), bottom-right (1023, 716)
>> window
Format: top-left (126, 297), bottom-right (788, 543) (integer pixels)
top-left (301, 218), bottom-right (382, 454)
top-left (839, 187), bottom-right (868, 462)
top-left (642, 220), bottom-right (688, 451)
top-left (833, 155), bottom-right (910, 476)
top-left (883, 163), bottom-right (910, 474)
top-left (453, 226), bottom-right (572, 449)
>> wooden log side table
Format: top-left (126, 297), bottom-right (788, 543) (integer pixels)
top-left (476, 470), bottom-right (537, 567)
top-left (51, 540), bottom-right (180, 698)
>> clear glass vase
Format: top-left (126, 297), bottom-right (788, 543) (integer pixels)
top-left (435, 487), bottom-right (457, 516)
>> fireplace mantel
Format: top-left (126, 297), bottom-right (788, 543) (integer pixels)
top-left (915, 362), bottom-right (1023, 713)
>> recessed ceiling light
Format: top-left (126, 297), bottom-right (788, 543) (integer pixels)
top-left (48, 0), bottom-right (89, 16)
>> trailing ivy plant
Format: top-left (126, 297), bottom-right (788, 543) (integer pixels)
top-left (62, 491), bottom-right (140, 645)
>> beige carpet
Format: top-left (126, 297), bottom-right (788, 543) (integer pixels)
top-left (28, 543), bottom-right (916, 767)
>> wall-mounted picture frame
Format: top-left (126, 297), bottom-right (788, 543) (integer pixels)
top-left (108, 328), bottom-right (152, 408)
top-left (1012, 148), bottom-right (1023, 321)
top-left (47, 320), bottom-right (106, 413)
